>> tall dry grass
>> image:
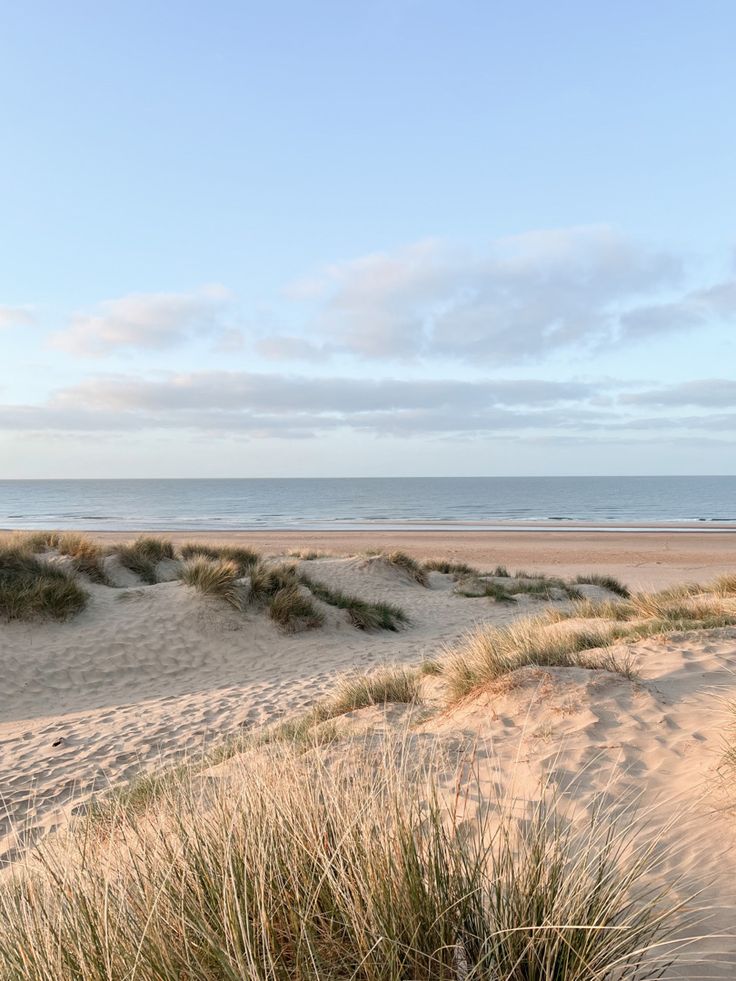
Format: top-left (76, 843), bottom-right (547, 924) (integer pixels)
top-left (0, 745), bottom-right (688, 980)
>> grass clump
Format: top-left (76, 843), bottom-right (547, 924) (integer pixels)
top-left (365, 549), bottom-right (429, 586)
top-left (249, 561), bottom-right (299, 600)
top-left (55, 533), bottom-right (111, 584)
top-left (288, 548), bottom-right (332, 560)
top-left (423, 558), bottom-right (478, 577)
top-left (0, 745), bottom-right (685, 980)
top-left (455, 578), bottom-right (517, 603)
top-left (443, 616), bottom-right (636, 702)
top-left (550, 587), bottom-right (736, 633)
top-left (711, 573), bottom-right (736, 597)
top-left (574, 573), bottom-right (631, 597)
top-left (180, 542), bottom-right (260, 573)
top-left (181, 557), bottom-right (242, 608)
top-left (268, 585), bottom-right (324, 633)
top-left (116, 537), bottom-right (175, 584)
top-left (0, 545), bottom-right (87, 621)
top-left (326, 665), bottom-right (421, 713)
top-left (10, 530), bottom-right (61, 552)
top-left (300, 573), bottom-right (408, 631)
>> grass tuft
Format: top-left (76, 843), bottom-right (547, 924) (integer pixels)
top-left (55, 533), bottom-right (111, 584)
top-left (116, 537), bottom-right (175, 584)
top-left (249, 561), bottom-right (299, 600)
top-left (181, 557), bottom-right (242, 608)
top-left (365, 550), bottom-right (429, 586)
top-left (180, 542), bottom-right (260, 573)
top-left (300, 573), bottom-right (408, 631)
top-left (574, 573), bottom-right (631, 597)
top-left (268, 585), bottom-right (324, 633)
top-left (443, 616), bottom-right (637, 702)
top-left (423, 558), bottom-right (479, 577)
top-left (0, 545), bottom-right (88, 621)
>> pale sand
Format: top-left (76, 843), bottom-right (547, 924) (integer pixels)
top-left (77, 527), bottom-right (736, 591)
top-left (3, 540), bottom-right (736, 968)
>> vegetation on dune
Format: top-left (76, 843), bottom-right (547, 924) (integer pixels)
top-left (300, 573), bottom-right (408, 631)
top-left (115, 536), bottom-right (175, 584)
top-left (364, 549), bottom-right (429, 586)
top-left (288, 548), bottom-right (333, 560)
top-left (0, 746), bottom-right (684, 980)
top-left (10, 530), bottom-right (61, 552)
top-left (0, 544), bottom-right (88, 621)
top-left (180, 542), bottom-right (260, 574)
top-left (55, 533), bottom-right (111, 584)
top-left (443, 616), bottom-right (637, 702)
top-left (423, 558), bottom-right (479, 577)
top-left (181, 557), bottom-right (242, 608)
top-left (547, 587), bottom-right (736, 632)
top-left (574, 573), bottom-right (631, 597)
top-left (268, 584), bottom-right (324, 633)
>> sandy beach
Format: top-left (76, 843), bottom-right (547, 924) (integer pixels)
top-left (3, 533), bottom-right (736, 971)
top-left (73, 526), bottom-right (736, 591)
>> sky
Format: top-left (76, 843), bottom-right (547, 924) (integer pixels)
top-left (1, 0), bottom-right (735, 478)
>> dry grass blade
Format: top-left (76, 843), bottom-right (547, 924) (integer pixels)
top-left (423, 558), bottom-right (479, 577)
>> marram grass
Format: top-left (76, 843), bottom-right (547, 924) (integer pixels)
top-left (0, 745), bottom-right (690, 980)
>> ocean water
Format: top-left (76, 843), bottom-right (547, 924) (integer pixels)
top-left (0, 477), bottom-right (734, 531)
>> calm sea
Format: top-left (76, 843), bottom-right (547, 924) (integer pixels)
top-left (0, 477), bottom-right (734, 531)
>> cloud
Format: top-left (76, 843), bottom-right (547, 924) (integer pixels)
top-left (51, 285), bottom-right (235, 356)
top-left (0, 371), bottom-right (607, 438)
top-left (0, 305), bottom-right (35, 329)
top-left (622, 379), bottom-right (736, 408)
top-left (273, 227), bottom-right (684, 364)
top-left (2, 370), bottom-right (735, 443)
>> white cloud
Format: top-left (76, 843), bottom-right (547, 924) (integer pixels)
top-left (51, 284), bottom-right (235, 356)
top-left (274, 227), bottom-right (684, 363)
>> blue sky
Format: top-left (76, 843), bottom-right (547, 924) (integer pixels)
top-left (1, 0), bottom-right (735, 477)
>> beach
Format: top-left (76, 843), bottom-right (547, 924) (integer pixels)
top-left (3, 531), bottom-right (736, 972)
top-left (77, 526), bottom-right (736, 590)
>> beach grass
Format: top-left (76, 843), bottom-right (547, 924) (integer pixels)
top-left (268, 584), bottom-right (324, 633)
top-left (443, 616), bottom-right (637, 702)
top-left (181, 557), bottom-right (242, 608)
top-left (300, 573), bottom-right (408, 631)
top-left (180, 542), bottom-right (260, 574)
top-left (574, 573), bottom-right (631, 597)
top-left (0, 744), bottom-right (684, 980)
top-left (0, 544), bottom-right (87, 621)
top-left (116, 537), bottom-right (176, 584)
top-left (364, 549), bottom-right (429, 586)
top-left (423, 558), bottom-right (479, 577)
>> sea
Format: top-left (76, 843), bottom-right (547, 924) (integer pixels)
top-left (0, 477), bottom-right (734, 532)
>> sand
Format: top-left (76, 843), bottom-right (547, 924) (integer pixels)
top-left (75, 526), bottom-right (736, 591)
top-left (3, 537), bottom-right (736, 970)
